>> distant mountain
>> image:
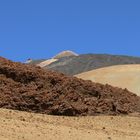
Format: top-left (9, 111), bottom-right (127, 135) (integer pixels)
top-left (27, 51), bottom-right (140, 75)
top-left (53, 50), bottom-right (78, 59)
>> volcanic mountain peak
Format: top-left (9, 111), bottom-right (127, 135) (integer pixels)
top-left (53, 50), bottom-right (78, 59)
top-left (28, 53), bottom-right (140, 76)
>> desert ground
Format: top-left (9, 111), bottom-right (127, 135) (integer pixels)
top-left (76, 64), bottom-right (140, 96)
top-left (0, 58), bottom-right (140, 140)
top-left (0, 108), bottom-right (139, 140)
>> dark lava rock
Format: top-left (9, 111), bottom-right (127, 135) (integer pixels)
top-left (0, 57), bottom-right (140, 116)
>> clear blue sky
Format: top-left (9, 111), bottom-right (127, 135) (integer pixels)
top-left (0, 0), bottom-right (140, 62)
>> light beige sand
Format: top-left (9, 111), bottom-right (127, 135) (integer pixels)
top-left (76, 65), bottom-right (140, 96)
top-left (0, 108), bottom-right (140, 140)
top-left (37, 59), bottom-right (58, 67)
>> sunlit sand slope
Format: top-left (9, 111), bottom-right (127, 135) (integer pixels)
top-left (76, 65), bottom-right (140, 96)
top-left (0, 108), bottom-right (140, 140)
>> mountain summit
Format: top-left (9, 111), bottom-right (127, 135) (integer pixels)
top-left (53, 50), bottom-right (78, 59)
top-left (27, 53), bottom-right (140, 75)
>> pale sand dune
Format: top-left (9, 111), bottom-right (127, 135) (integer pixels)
top-left (76, 65), bottom-right (140, 96)
top-left (37, 59), bottom-right (58, 67)
top-left (0, 108), bottom-right (140, 140)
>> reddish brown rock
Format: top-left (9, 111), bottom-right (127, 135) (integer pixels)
top-left (0, 57), bottom-right (139, 116)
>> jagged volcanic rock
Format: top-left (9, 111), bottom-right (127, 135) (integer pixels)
top-left (0, 57), bottom-right (140, 116)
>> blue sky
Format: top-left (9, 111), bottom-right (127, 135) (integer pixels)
top-left (0, 0), bottom-right (140, 62)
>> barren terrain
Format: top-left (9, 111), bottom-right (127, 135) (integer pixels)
top-left (76, 65), bottom-right (140, 96)
top-left (0, 108), bottom-right (140, 140)
top-left (1, 57), bottom-right (140, 116)
top-left (29, 53), bottom-right (140, 75)
top-left (0, 58), bottom-right (140, 140)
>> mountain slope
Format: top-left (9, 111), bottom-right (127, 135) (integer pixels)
top-left (76, 65), bottom-right (140, 96)
top-left (27, 53), bottom-right (140, 75)
top-left (0, 57), bottom-right (140, 116)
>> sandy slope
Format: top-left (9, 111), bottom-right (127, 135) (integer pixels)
top-left (0, 108), bottom-right (139, 140)
top-left (37, 58), bottom-right (58, 67)
top-left (76, 65), bottom-right (140, 96)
